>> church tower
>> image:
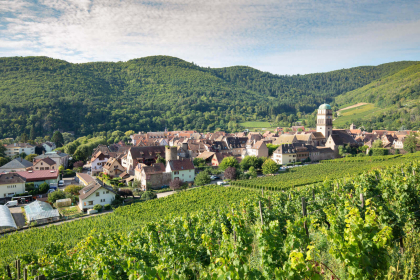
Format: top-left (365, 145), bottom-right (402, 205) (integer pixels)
top-left (317, 104), bottom-right (333, 138)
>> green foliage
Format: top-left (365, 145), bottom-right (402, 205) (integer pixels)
top-left (219, 156), bottom-right (239, 171)
top-left (47, 190), bottom-right (66, 203)
top-left (370, 148), bottom-right (389, 156)
top-left (240, 155), bottom-right (265, 171)
top-left (194, 171), bottom-right (211, 186)
top-left (266, 143), bottom-right (280, 156)
top-left (248, 166), bottom-right (257, 178)
top-left (262, 158), bottom-right (278, 175)
top-left (404, 132), bottom-right (418, 153)
top-left (155, 156), bottom-right (166, 165)
top-left (64, 185), bottom-right (83, 196)
top-left (93, 204), bottom-right (103, 211)
top-left (0, 157), bottom-right (10, 166)
top-left (193, 157), bottom-right (207, 167)
top-left (0, 57), bottom-right (416, 138)
top-left (0, 145), bottom-right (6, 157)
top-left (141, 190), bottom-right (157, 201)
top-left (24, 153), bottom-right (37, 162)
top-left (51, 131), bottom-right (64, 147)
top-left (372, 139), bottom-right (383, 148)
top-left (38, 182), bottom-right (50, 194)
top-left (103, 204), bottom-right (111, 210)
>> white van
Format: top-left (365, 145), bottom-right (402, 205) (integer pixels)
top-left (4, 200), bottom-right (18, 207)
top-left (217, 181), bottom-right (228, 186)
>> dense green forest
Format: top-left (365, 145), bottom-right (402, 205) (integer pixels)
top-left (0, 56), bottom-right (418, 138)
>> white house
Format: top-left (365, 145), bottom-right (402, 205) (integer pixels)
top-left (0, 173), bottom-right (26, 198)
top-left (42, 142), bottom-right (56, 153)
top-left (272, 144), bottom-right (297, 165)
top-left (4, 143), bottom-right (35, 158)
top-left (165, 159), bottom-right (195, 182)
top-left (78, 181), bottom-right (116, 212)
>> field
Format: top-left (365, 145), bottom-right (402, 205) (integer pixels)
top-left (1, 161), bottom-right (419, 279)
top-left (231, 153), bottom-right (420, 190)
top-left (333, 103), bottom-right (386, 128)
top-left (240, 121), bottom-right (274, 130)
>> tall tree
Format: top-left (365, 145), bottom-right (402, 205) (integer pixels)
top-left (30, 126), bottom-right (35, 140)
top-left (404, 133), bottom-right (418, 153)
top-left (21, 132), bottom-right (28, 143)
top-left (52, 131), bottom-right (64, 147)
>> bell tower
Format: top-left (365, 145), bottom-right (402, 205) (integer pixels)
top-left (317, 104), bottom-right (333, 139)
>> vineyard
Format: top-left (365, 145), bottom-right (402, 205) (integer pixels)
top-left (1, 161), bottom-right (420, 279)
top-left (231, 153), bottom-right (420, 190)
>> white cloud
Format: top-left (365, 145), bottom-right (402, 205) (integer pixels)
top-left (0, 0), bottom-right (419, 73)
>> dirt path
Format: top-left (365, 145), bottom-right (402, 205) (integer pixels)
top-left (337, 102), bottom-right (368, 113)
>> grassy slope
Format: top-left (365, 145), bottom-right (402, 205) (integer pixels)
top-left (334, 103), bottom-right (387, 127)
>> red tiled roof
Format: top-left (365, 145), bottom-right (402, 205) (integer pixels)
top-left (168, 159), bottom-right (194, 171)
top-left (16, 170), bottom-right (59, 181)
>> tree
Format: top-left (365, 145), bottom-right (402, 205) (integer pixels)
top-left (372, 139), bottom-right (383, 149)
top-left (266, 144), bottom-right (280, 156)
top-left (0, 157), bottom-right (9, 166)
top-left (21, 132), bottom-right (28, 143)
top-left (240, 156), bottom-right (264, 171)
top-left (62, 132), bottom-right (75, 144)
top-left (38, 182), bottom-right (50, 194)
top-left (404, 132), bottom-right (418, 153)
top-left (48, 190), bottom-right (66, 203)
top-left (25, 154), bottom-right (38, 163)
top-left (0, 145), bottom-right (6, 157)
top-left (219, 156), bottom-right (239, 171)
top-left (224, 167), bottom-right (237, 180)
top-left (193, 157), bottom-right (206, 167)
top-left (141, 191), bottom-right (157, 200)
top-left (64, 185), bottom-right (83, 195)
top-left (248, 166), bottom-right (257, 178)
top-left (156, 156), bottom-right (166, 165)
top-left (125, 130), bottom-right (135, 137)
top-left (58, 165), bottom-right (65, 172)
top-left (194, 172), bottom-right (211, 186)
top-left (30, 126), bottom-right (35, 140)
top-left (170, 179), bottom-right (184, 191)
top-left (25, 182), bottom-right (35, 193)
top-left (262, 158), bottom-right (278, 175)
top-left (52, 131), bottom-right (64, 147)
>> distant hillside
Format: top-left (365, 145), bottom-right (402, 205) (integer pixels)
top-left (334, 63), bottom-right (420, 130)
top-left (0, 56), bottom-right (417, 138)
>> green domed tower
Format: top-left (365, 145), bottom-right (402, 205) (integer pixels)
top-left (317, 104), bottom-right (333, 138)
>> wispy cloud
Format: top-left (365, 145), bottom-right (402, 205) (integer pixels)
top-left (1, 0), bottom-right (420, 74)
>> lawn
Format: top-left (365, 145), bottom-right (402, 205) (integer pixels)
top-left (58, 206), bottom-right (80, 216)
top-left (334, 103), bottom-right (387, 128)
top-left (240, 121), bottom-right (274, 129)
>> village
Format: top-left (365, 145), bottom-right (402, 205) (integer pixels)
top-left (0, 103), bottom-right (417, 231)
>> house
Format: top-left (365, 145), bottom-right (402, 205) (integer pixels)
top-left (291, 126), bottom-right (305, 132)
top-left (325, 130), bottom-right (359, 156)
top-left (196, 151), bottom-right (216, 165)
top-left (78, 180), bottom-right (116, 212)
top-left (42, 142), bottom-right (56, 153)
top-left (34, 151), bottom-right (69, 169)
top-left (0, 173), bottom-right (26, 198)
top-left (245, 140), bottom-right (269, 158)
top-left (4, 143), bottom-right (35, 158)
top-left (0, 158), bottom-right (33, 172)
top-left (211, 152), bottom-right (234, 166)
top-left (102, 157), bottom-right (125, 178)
top-left (16, 170), bottom-right (59, 188)
top-left (125, 146), bottom-right (166, 173)
top-left (139, 163), bottom-right (171, 190)
top-left (90, 151), bottom-right (113, 175)
top-left (76, 172), bottom-right (95, 186)
top-left (372, 130), bottom-right (388, 137)
top-left (166, 159), bottom-right (195, 182)
top-left (32, 157), bottom-right (57, 171)
top-left (381, 134), bottom-right (397, 148)
top-left (272, 144), bottom-right (297, 165)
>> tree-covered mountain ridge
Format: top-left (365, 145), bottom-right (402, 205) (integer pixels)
top-left (0, 55), bottom-right (418, 138)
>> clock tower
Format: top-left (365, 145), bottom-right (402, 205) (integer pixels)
top-left (317, 104), bottom-right (333, 139)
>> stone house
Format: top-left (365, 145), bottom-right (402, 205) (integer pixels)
top-left (139, 163), bottom-right (171, 190)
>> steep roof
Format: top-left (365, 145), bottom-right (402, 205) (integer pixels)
top-left (76, 172), bottom-right (95, 185)
top-left (252, 140), bottom-right (266, 150)
top-left (129, 146), bottom-right (165, 160)
top-left (168, 159), bottom-right (195, 171)
top-left (329, 130), bottom-right (358, 146)
top-left (196, 151), bottom-right (215, 160)
top-left (0, 173), bottom-right (26, 185)
top-left (272, 135), bottom-right (297, 145)
top-left (79, 180), bottom-right (115, 200)
top-left (0, 158), bottom-right (33, 169)
top-left (34, 157), bottom-right (56, 166)
top-left (142, 163), bottom-right (165, 174)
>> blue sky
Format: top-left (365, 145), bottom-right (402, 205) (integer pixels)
top-left (1, 0), bottom-right (420, 74)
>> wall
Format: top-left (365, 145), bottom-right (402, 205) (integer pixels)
top-left (79, 187), bottom-right (115, 211)
top-left (172, 169), bottom-right (195, 182)
top-left (0, 182), bottom-right (25, 198)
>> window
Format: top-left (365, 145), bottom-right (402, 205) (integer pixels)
top-left (106, 191), bottom-right (109, 194)
top-left (100, 199), bottom-right (105, 202)
top-left (88, 201), bottom-right (93, 205)
top-left (96, 192), bottom-right (99, 196)
top-left (174, 171), bottom-right (179, 175)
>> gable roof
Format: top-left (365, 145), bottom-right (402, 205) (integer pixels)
top-left (142, 163), bottom-right (165, 174)
top-left (272, 135), bottom-right (297, 145)
top-left (167, 159), bottom-right (194, 171)
top-left (0, 158), bottom-right (33, 169)
top-left (252, 140), bottom-right (267, 150)
top-left (0, 173), bottom-right (26, 185)
top-left (329, 130), bottom-right (358, 146)
top-left (34, 157), bottom-right (56, 166)
top-left (196, 151), bottom-right (215, 160)
top-left (79, 180), bottom-right (115, 200)
top-left (129, 146), bottom-right (165, 160)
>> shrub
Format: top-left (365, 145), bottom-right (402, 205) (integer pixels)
top-left (224, 167), bottom-right (237, 180)
top-left (48, 190), bottom-right (66, 203)
top-left (170, 179), bottom-right (184, 191)
top-left (194, 172), bottom-right (211, 186)
top-left (93, 204), bottom-right (103, 211)
top-left (64, 185), bottom-right (83, 195)
top-left (38, 182), bottom-right (50, 194)
top-left (103, 204), bottom-right (111, 210)
top-left (141, 191), bottom-right (157, 201)
top-left (370, 148), bottom-right (389, 156)
top-left (262, 159), bottom-right (278, 175)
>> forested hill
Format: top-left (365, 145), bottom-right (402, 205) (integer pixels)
top-left (0, 55), bottom-right (417, 138)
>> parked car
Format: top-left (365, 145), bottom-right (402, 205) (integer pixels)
top-left (58, 180), bottom-right (65, 187)
top-left (217, 181), bottom-right (228, 186)
top-left (4, 200), bottom-right (18, 207)
top-left (210, 175), bottom-right (219, 180)
top-left (47, 189), bottom-right (56, 194)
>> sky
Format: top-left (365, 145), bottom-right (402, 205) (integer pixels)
top-left (1, 0), bottom-right (420, 74)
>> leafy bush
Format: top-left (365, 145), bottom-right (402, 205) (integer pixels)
top-left (48, 190), bottom-right (66, 203)
top-left (194, 172), bottom-right (211, 186)
top-left (64, 185), bottom-right (83, 195)
top-left (93, 204), bottom-right (103, 211)
top-left (170, 179), bottom-right (184, 191)
top-left (141, 191), bottom-right (157, 201)
top-left (38, 182), bottom-right (50, 194)
top-left (370, 148), bottom-right (389, 156)
top-left (103, 204), bottom-right (111, 210)
top-left (219, 156), bottom-right (239, 171)
top-left (224, 167), bottom-right (237, 180)
top-left (262, 159), bottom-right (278, 175)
